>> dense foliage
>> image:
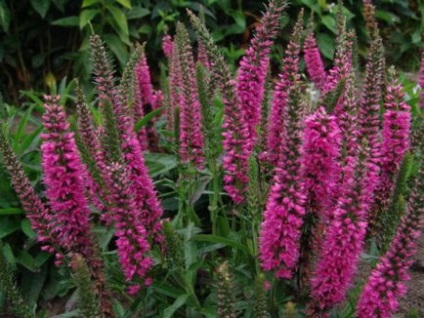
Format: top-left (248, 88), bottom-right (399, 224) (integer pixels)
top-left (0, 0), bottom-right (422, 103)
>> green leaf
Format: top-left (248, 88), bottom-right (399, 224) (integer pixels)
top-left (321, 15), bottom-right (336, 33)
top-left (80, 9), bottom-right (98, 29)
top-left (375, 10), bottom-right (400, 25)
top-left (134, 107), bottom-right (164, 132)
top-left (1, 243), bottom-right (16, 269)
top-left (52, 16), bottom-right (80, 27)
top-left (0, 208), bottom-right (24, 215)
top-left (21, 266), bottom-right (47, 305)
top-left (163, 294), bottom-right (189, 318)
top-left (191, 234), bottom-right (250, 254)
top-left (21, 219), bottom-right (37, 239)
top-left (51, 0), bottom-right (67, 12)
top-left (127, 7), bottom-right (150, 20)
top-left (31, 0), bottom-right (51, 18)
top-left (16, 251), bottom-right (38, 272)
top-left (0, 217), bottom-right (20, 238)
top-left (103, 33), bottom-right (129, 66)
top-left (34, 252), bottom-right (52, 267)
top-left (0, 0), bottom-right (11, 32)
top-left (145, 152), bottom-right (178, 177)
top-left (82, 0), bottom-right (100, 8)
top-left (411, 30), bottom-right (422, 44)
top-left (317, 33), bottom-right (335, 59)
top-left (106, 4), bottom-right (129, 37)
top-left (116, 0), bottom-right (131, 9)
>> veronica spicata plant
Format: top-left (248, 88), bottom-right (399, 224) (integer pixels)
top-left (0, 0), bottom-right (423, 317)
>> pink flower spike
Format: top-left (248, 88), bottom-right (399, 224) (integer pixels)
top-left (236, 0), bottom-right (286, 145)
top-left (41, 96), bottom-right (93, 254)
top-left (107, 163), bottom-right (153, 288)
top-left (309, 141), bottom-right (377, 314)
top-left (266, 12), bottom-right (303, 164)
top-left (304, 31), bottom-right (327, 91)
top-left (175, 23), bottom-right (204, 167)
top-left (301, 106), bottom-right (341, 221)
top-left (357, 173), bottom-right (424, 317)
top-left (162, 34), bottom-right (174, 59)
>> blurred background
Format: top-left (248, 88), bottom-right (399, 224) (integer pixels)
top-left (0, 0), bottom-right (423, 103)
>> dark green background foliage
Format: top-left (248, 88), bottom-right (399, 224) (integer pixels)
top-left (0, 0), bottom-right (422, 103)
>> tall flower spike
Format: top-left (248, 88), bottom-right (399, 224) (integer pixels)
top-left (41, 96), bottom-right (111, 315)
top-left (134, 48), bottom-right (162, 150)
top-left (359, 30), bottom-right (385, 169)
top-left (74, 82), bottom-right (112, 214)
top-left (381, 69), bottom-right (411, 194)
top-left (236, 0), bottom-right (287, 143)
top-left (322, 20), bottom-right (353, 96)
top-left (362, 0), bottom-right (378, 35)
top-left (188, 10), bottom-right (250, 202)
top-left (118, 113), bottom-right (164, 246)
top-left (89, 35), bottom-right (122, 163)
top-left (175, 23), bottom-right (204, 167)
top-left (216, 262), bottom-right (236, 318)
top-left (119, 44), bottom-right (144, 108)
top-left (0, 124), bottom-right (57, 255)
top-left (266, 10), bottom-right (303, 165)
top-left (304, 27), bottom-right (327, 91)
top-left (300, 106), bottom-right (341, 222)
top-left (309, 140), bottom-right (376, 315)
top-left (41, 96), bottom-right (93, 254)
top-left (374, 69), bottom-right (411, 249)
top-left (357, 165), bottom-right (424, 318)
top-left (197, 41), bottom-right (210, 69)
top-left (162, 34), bottom-right (174, 59)
top-left (0, 245), bottom-right (35, 318)
top-left (107, 163), bottom-right (153, 294)
top-left (297, 106), bottom-right (342, 291)
top-left (166, 43), bottom-right (183, 133)
top-left (132, 71), bottom-right (149, 151)
top-left (334, 72), bottom-right (361, 169)
top-left (135, 50), bottom-right (154, 109)
top-left (259, 84), bottom-right (307, 279)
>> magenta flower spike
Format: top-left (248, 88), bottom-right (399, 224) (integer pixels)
top-left (107, 162), bottom-right (153, 294)
top-left (120, 125), bottom-right (165, 246)
top-left (176, 24), bottom-right (204, 168)
top-left (380, 76), bottom-right (411, 191)
top-left (323, 29), bottom-right (353, 97)
top-left (259, 80), bottom-right (306, 279)
top-left (0, 126), bottom-right (57, 256)
top-left (40, 96), bottom-right (95, 262)
top-left (266, 12), bottom-right (303, 165)
top-left (259, 166), bottom-right (306, 278)
top-left (135, 53), bottom-right (154, 108)
top-left (167, 43), bottom-right (183, 133)
top-left (309, 142), bottom-right (377, 314)
top-left (221, 87), bottom-right (251, 203)
top-left (359, 33), bottom-right (385, 168)
top-left (304, 31), bottom-right (327, 91)
top-left (300, 107), bottom-right (341, 221)
top-left (175, 23), bottom-right (204, 167)
top-left (235, 0), bottom-right (286, 144)
top-left (357, 175), bottom-right (424, 318)
top-left (162, 34), bottom-right (174, 59)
